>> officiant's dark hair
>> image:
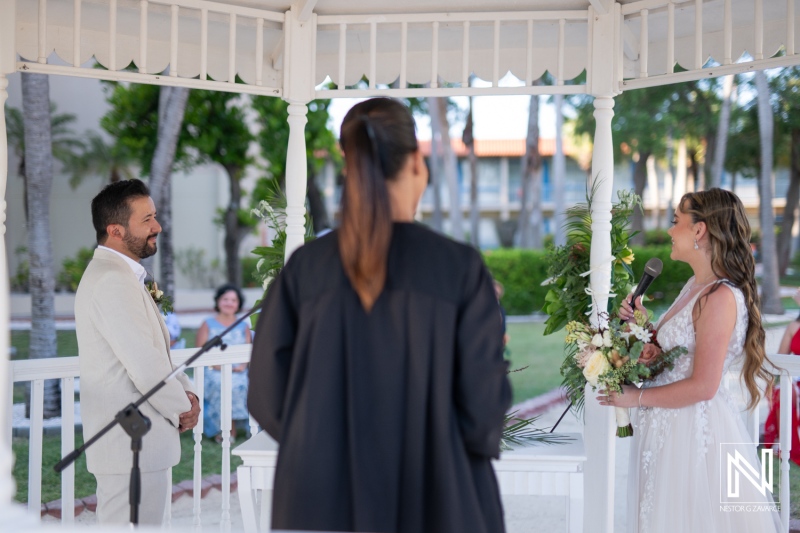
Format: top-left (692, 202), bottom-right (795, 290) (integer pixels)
top-left (91, 179), bottom-right (151, 244)
top-left (338, 98), bottom-right (418, 311)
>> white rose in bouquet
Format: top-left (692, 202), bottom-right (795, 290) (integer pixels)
top-left (582, 350), bottom-right (612, 386)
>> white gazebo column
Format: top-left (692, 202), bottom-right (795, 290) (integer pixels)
top-left (282, 6), bottom-right (316, 261)
top-left (584, 4), bottom-right (621, 533)
top-left (1, 0), bottom-right (28, 525)
top-left (285, 102), bottom-right (309, 258)
top-left (0, 0), bottom-right (12, 488)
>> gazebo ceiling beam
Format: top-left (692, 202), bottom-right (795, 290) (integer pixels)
top-left (588, 0), bottom-right (613, 16)
top-left (293, 0), bottom-right (318, 23)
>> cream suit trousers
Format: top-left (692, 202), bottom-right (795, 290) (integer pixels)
top-left (95, 468), bottom-right (170, 526)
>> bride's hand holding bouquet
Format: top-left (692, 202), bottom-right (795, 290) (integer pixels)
top-left (594, 294), bottom-right (686, 434)
top-left (565, 300), bottom-right (687, 437)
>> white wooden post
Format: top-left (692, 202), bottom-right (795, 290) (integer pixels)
top-left (584, 5), bottom-right (620, 533)
top-left (0, 0), bottom-right (22, 521)
top-left (282, 6), bottom-right (315, 261)
top-left (192, 366), bottom-right (205, 528)
top-left (0, 67), bottom-right (12, 520)
top-left (221, 365), bottom-right (232, 528)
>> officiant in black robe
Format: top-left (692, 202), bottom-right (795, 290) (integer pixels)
top-left (248, 98), bottom-right (511, 533)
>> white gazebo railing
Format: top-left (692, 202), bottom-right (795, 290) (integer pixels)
top-left (7, 343), bottom-right (254, 528)
top-left (10, 349), bottom-right (797, 531)
top-left (766, 354), bottom-right (800, 531)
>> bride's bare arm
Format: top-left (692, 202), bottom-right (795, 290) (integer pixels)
top-left (605, 284), bottom-right (737, 409)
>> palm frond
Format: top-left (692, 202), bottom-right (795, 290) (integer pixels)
top-left (501, 412), bottom-right (574, 451)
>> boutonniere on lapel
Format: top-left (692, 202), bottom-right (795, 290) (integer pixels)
top-left (146, 280), bottom-right (173, 315)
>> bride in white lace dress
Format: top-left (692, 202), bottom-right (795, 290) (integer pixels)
top-left (600, 189), bottom-right (782, 533)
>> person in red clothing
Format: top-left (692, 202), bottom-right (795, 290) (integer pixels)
top-left (763, 289), bottom-right (800, 465)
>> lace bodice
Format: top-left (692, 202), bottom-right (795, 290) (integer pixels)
top-left (650, 277), bottom-right (748, 388)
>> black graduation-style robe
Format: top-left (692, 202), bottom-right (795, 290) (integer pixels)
top-left (248, 222), bottom-right (512, 533)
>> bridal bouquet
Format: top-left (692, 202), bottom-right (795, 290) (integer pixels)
top-left (563, 309), bottom-right (686, 437)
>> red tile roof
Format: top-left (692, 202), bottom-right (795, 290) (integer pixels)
top-left (418, 138), bottom-right (574, 158)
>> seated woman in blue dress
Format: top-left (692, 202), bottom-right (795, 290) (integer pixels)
top-left (195, 284), bottom-right (252, 442)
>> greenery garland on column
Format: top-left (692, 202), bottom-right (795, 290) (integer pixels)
top-left (541, 187), bottom-right (641, 412)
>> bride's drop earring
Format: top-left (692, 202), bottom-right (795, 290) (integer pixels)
top-left (694, 239), bottom-right (699, 250)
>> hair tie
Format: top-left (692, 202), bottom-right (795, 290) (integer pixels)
top-left (358, 115), bottom-right (388, 176)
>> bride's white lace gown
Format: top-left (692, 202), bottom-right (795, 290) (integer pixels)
top-left (628, 278), bottom-right (782, 533)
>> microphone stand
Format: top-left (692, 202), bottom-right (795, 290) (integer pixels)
top-left (54, 302), bottom-right (264, 526)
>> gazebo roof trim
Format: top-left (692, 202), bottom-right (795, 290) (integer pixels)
top-left (8, 0), bottom-right (800, 99)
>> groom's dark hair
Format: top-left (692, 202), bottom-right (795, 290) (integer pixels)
top-left (91, 179), bottom-right (151, 244)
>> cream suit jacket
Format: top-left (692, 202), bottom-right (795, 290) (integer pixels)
top-left (76, 247), bottom-right (194, 475)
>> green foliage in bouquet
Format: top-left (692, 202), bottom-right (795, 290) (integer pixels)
top-left (249, 180), bottom-right (314, 328)
top-left (541, 186), bottom-right (640, 337)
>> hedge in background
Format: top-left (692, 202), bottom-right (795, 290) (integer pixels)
top-left (483, 249), bottom-right (550, 315)
top-left (241, 256), bottom-right (261, 288)
top-left (482, 245), bottom-right (692, 316)
top-left (628, 245), bottom-right (693, 308)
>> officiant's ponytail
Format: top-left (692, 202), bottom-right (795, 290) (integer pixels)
top-left (338, 99), bottom-right (419, 311)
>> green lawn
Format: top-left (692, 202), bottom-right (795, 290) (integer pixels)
top-left (505, 322), bottom-right (566, 404)
top-left (10, 330), bottom-right (79, 361)
top-left (12, 430), bottom-right (243, 504)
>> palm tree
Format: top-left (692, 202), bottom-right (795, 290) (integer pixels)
top-left (145, 86), bottom-right (190, 303)
top-left (553, 93), bottom-right (567, 247)
top-left (6, 103), bottom-right (82, 220)
top-left (20, 72), bottom-right (60, 418)
top-left (772, 68), bottom-right (800, 275)
top-left (463, 92), bottom-right (480, 248)
top-left (754, 70), bottom-right (783, 315)
top-left (429, 97), bottom-right (463, 240)
top-left (519, 93), bottom-right (542, 248)
top-left (710, 75), bottom-right (737, 188)
top-left (62, 130), bottom-right (136, 188)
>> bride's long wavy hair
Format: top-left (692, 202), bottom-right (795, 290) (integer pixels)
top-left (679, 188), bottom-right (773, 410)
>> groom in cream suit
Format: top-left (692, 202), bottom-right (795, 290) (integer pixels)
top-left (76, 179), bottom-right (200, 525)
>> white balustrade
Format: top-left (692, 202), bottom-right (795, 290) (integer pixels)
top-left (8, 344), bottom-right (254, 524)
top-left (3, 345), bottom-right (800, 532)
top-left (769, 354), bottom-right (800, 532)
top-left (315, 10), bottom-right (590, 99)
top-left (10, 1), bottom-right (800, 98)
top-left (622, 0), bottom-right (800, 90)
top-left (17, 0), bottom-right (284, 96)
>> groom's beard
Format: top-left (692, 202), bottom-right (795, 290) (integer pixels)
top-left (123, 232), bottom-right (158, 259)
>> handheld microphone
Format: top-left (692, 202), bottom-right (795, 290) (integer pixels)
top-left (628, 258), bottom-right (663, 306)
